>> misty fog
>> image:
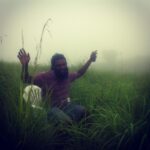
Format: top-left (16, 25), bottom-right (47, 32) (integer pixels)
top-left (0, 0), bottom-right (150, 73)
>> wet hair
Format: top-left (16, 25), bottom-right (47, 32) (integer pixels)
top-left (51, 53), bottom-right (67, 70)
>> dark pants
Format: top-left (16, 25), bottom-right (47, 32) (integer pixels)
top-left (47, 103), bottom-right (88, 124)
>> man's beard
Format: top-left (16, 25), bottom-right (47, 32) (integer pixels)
top-left (54, 67), bottom-right (69, 80)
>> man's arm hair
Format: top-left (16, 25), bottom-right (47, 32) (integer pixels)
top-left (21, 64), bottom-right (32, 83)
top-left (76, 59), bottom-right (92, 78)
top-left (18, 48), bottom-right (32, 83)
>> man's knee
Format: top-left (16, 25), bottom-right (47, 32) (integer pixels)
top-left (74, 105), bottom-right (86, 115)
top-left (66, 104), bottom-right (87, 122)
top-left (47, 107), bottom-right (72, 124)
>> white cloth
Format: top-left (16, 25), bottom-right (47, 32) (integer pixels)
top-left (23, 85), bottom-right (42, 109)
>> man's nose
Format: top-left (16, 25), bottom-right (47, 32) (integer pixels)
top-left (59, 64), bottom-right (66, 69)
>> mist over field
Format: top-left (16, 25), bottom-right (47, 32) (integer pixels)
top-left (0, 0), bottom-right (150, 72)
top-left (1, 1), bottom-right (150, 149)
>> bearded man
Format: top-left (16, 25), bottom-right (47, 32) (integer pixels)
top-left (18, 49), bottom-right (97, 123)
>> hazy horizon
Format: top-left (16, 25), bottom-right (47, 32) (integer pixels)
top-left (0, 0), bottom-right (150, 72)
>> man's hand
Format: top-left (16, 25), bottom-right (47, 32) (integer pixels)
top-left (17, 48), bottom-right (30, 65)
top-left (90, 50), bottom-right (97, 62)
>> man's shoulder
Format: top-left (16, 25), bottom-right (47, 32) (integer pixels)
top-left (69, 72), bottom-right (79, 81)
top-left (35, 71), bottom-right (54, 79)
top-left (33, 71), bottom-right (54, 86)
top-left (69, 72), bottom-right (77, 76)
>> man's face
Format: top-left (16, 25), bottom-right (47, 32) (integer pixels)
top-left (54, 58), bottom-right (68, 80)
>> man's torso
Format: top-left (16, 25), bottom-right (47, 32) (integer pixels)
top-left (33, 71), bottom-right (78, 107)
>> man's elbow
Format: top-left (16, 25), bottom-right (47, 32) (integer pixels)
top-left (21, 76), bottom-right (31, 84)
top-left (76, 71), bottom-right (84, 78)
top-left (21, 77), bottom-right (27, 84)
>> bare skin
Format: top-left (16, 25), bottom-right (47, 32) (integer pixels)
top-left (17, 48), bottom-right (31, 82)
top-left (17, 48), bottom-right (30, 65)
top-left (17, 49), bottom-right (97, 82)
top-left (77, 50), bottom-right (97, 78)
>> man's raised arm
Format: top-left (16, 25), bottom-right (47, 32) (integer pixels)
top-left (17, 48), bottom-right (32, 83)
top-left (76, 50), bottom-right (97, 78)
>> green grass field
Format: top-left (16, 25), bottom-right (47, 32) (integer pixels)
top-left (0, 61), bottom-right (150, 150)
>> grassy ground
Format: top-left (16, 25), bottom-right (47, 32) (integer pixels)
top-left (0, 61), bottom-right (150, 150)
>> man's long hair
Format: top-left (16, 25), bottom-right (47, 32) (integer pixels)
top-left (51, 53), bottom-right (68, 80)
top-left (51, 53), bottom-right (67, 70)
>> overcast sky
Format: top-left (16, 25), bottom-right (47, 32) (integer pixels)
top-left (0, 0), bottom-right (150, 72)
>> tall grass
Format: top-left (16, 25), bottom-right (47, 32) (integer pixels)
top-left (1, 18), bottom-right (150, 150)
top-left (0, 61), bottom-right (150, 150)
